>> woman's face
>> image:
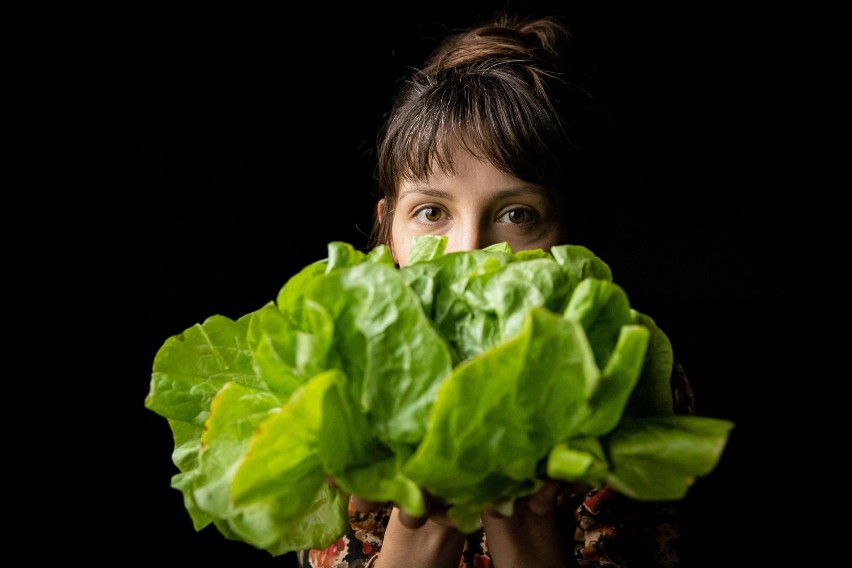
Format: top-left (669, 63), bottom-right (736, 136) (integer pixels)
top-left (381, 146), bottom-right (566, 267)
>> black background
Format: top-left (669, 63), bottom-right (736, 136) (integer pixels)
top-left (44, 1), bottom-right (787, 565)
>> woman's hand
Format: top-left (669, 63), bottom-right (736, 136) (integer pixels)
top-left (479, 479), bottom-right (587, 568)
top-left (351, 479), bottom-right (588, 568)
top-left (351, 490), bottom-right (466, 568)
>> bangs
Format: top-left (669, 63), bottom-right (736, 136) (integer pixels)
top-left (378, 64), bottom-right (571, 193)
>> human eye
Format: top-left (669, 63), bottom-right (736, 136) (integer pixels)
top-left (412, 205), bottom-right (447, 225)
top-left (497, 207), bottom-right (540, 226)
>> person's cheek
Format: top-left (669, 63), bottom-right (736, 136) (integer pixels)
top-left (397, 244), bottom-right (411, 267)
top-left (392, 231), bottom-right (412, 267)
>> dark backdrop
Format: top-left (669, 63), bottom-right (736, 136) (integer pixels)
top-left (46, 1), bottom-right (787, 565)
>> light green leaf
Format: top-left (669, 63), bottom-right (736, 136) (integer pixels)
top-left (146, 314), bottom-right (263, 426)
top-left (605, 415), bottom-right (735, 500)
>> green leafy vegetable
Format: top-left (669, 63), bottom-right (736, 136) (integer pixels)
top-left (145, 236), bottom-right (734, 553)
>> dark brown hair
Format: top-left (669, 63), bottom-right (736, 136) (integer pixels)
top-left (369, 13), bottom-right (604, 249)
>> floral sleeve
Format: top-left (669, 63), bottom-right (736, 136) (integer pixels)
top-left (296, 500), bottom-right (389, 568)
top-left (563, 485), bottom-right (684, 567)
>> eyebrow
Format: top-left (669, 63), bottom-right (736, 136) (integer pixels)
top-left (398, 186), bottom-right (549, 201)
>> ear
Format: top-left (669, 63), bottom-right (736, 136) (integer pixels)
top-left (375, 198), bottom-right (398, 263)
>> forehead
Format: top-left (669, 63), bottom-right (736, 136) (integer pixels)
top-left (398, 149), bottom-right (554, 205)
top-left (403, 149), bottom-right (514, 185)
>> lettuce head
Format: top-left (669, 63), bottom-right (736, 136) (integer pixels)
top-left (145, 236), bottom-right (733, 553)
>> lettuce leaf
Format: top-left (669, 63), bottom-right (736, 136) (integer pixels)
top-left (145, 236), bottom-right (734, 554)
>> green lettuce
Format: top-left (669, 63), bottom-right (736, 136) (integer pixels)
top-left (145, 236), bottom-right (734, 552)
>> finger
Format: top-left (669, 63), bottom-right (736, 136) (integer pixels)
top-left (396, 489), bottom-right (435, 528)
top-left (397, 509), bottom-right (429, 529)
top-left (482, 505), bottom-right (506, 519)
top-left (527, 479), bottom-right (562, 516)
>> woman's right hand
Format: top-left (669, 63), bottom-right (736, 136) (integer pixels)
top-left (353, 491), bottom-right (467, 568)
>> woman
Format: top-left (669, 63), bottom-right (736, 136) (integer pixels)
top-left (298, 11), bottom-right (694, 568)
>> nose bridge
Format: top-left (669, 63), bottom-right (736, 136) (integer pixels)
top-left (448, 214), bottom-right (487, 253)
